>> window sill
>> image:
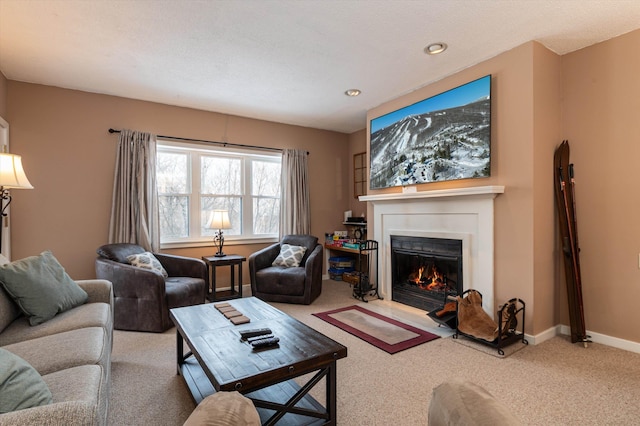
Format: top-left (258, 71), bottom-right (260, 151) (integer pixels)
top-left (160, 236), bottom-right (278, 250)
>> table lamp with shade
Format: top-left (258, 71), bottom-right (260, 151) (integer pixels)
top-left (207, 210), bottom-right (232, 257)
top-left (0, 151), bottom-right (34, 254)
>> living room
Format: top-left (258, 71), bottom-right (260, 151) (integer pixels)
top-left (1, 1), bottom-right (640, 424)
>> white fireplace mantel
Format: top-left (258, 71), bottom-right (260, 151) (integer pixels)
top-left (360, 185), bottom-right (504, 203)
top-left (360, 185), bottom-right (504, 316)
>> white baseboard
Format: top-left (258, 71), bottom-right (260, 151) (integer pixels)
top-left (528, 324), bottom-right (640, 354)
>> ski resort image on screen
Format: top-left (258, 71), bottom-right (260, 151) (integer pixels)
top-left (369, 75), bottom-right (491, 189)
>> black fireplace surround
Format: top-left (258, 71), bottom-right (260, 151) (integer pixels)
top-left (391, 235), bottom-right (463, 312)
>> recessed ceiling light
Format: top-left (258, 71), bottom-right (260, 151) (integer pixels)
top-left (424, 42), bottom-right (447, 55)
top-left (345, 89), bottom-right (361, 97)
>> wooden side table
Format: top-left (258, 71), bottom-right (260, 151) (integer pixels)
top-left (201, 254), bottom-right (246, 302)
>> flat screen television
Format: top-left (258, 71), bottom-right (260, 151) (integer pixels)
top-left (369, 75), bottom-right (491, 189)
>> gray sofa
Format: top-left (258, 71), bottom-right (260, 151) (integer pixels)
top-left (0, 275), bottom-right (114, 425)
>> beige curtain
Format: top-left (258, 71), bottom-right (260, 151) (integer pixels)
top-left (279, 149), bottom-right (310, 237)
top-left (108, 129), bottom-right (159, 251)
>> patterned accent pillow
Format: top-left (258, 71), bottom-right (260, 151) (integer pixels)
top-left (272, 244), bottom-right (307, 267)
top-left (127, 252), bottom-right (168, 278)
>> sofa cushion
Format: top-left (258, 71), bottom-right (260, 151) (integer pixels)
top-left (255, 266), bottom-right (305, 296)
top-left (272, 244), bottom-right (307, 267)
top-left (0, 301), bottom-right (111, 347)
top-left (0, 251), bottom-right (88, 326)
top-left (428, 380), bottom-right (521, 425)
top-left (127, 252), bottom-right (168, 278)
top-left (183, 391), bottom-right (260, 426)
top-left (3, 327), bottom-right (109, 376)
top-left (41, 365), bottom-right (106, 424)
top-left (0, 348), bottom-right (52, 413)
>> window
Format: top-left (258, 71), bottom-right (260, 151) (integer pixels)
top-left (157, 141), bottom-right (281, 247)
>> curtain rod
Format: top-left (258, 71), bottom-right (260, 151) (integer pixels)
top-left (108, 128), bottom-right (290, 154)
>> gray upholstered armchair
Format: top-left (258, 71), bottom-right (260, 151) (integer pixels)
top-left (95, 243), bottom-right (207, 332)
top-left (249, 234), bottom-right (323, 305)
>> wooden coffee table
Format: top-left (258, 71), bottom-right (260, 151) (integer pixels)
top-left (170, 297), bottom-right (348, 425)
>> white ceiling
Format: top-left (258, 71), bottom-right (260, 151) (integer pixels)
top-left (1, 0), bottom-right (639, 134)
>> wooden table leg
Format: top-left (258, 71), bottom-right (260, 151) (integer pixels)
top-left (176, 331), bottom-right (184, 376)
top-left (326, 360), bottom-right (337, 425)
top-left (230, 264), bottom-right (235, 295)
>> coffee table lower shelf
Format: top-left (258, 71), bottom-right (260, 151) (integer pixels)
top-left (180, 357), bottom-right (329, 426)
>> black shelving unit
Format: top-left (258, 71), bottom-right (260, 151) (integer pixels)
top-left (351, 240), bottom-right (381, 302)
top-left (453, 290), bottom-right (528, 355)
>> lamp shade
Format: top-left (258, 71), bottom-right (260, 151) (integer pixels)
top-left (0, 153), bottom-right (33, 189)
top-left (207, 210), bottom-right (232, 230)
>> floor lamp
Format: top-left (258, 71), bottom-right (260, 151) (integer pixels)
top-left (207, 210), bottom-right (232, 257)
top-left (0, 152), bottom-right (33, 255)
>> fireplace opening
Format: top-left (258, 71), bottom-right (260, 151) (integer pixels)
top-left (391, 235), bottom-right (463, 312)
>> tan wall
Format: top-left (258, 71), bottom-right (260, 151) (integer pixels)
top-left (367, 42), bottom-right (545, 335)
top-left (4, 28), bottom-right (639, 344)
top-left (562, 28), bottom-right (640, 342)
top-left (6, 82), bottom-right (351, 282)
top-left (0, 72), bottom-right (7, 118)
top-left (364, 31), bottom-right (640, 344)
top-left (531, 43), bottom-right (563, 333)
top-left (348, 129), bottom-right (367, 218)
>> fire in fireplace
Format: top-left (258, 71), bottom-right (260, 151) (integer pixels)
top-left (391, 235), bottom-right (463, 311)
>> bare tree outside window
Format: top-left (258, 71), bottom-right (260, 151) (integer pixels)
top-left (157, 143), bottom-right (280, 244)
top-left (201, 156), bottom-right (242, 236)
top-left (252, 160), bottom-right (280, 234)
top-left (157, 151), bottom-right (189, 238)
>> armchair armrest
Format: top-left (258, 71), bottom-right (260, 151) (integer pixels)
top-left (95, 258), bottom-right (167, 300)
top-left (249, 243), bottom-right (281, 272)
top-left (304, 244), bottom-right (323, 274)
top-left (305, 244), bottom-right (323, 285)
top-left (154, 253), bottom-right (207, 280)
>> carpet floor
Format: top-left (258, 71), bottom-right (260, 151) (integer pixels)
top-left (109, 280), bottom-right (640, 425)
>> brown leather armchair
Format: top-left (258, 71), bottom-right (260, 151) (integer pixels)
top-left (95, 243), bottom-right (207, 332)
top-left (249, 235), bottom-right (323, 305)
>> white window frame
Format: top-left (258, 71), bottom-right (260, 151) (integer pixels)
top-left (157, 140), bottom-right (281, 249)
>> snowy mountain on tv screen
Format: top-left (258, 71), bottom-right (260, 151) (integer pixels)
top-left (370, 98), bottom-right (490, 189)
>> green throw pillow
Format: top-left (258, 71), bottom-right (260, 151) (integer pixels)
top-left (0, 348), bottom-right (52, 413)
top-left (0, 251), bottom-right (88, 326)
top-left (272, 244), bottom-right (307, 267)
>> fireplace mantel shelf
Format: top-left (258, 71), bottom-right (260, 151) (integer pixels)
top-left (359, 185), bottom-right (505, 203)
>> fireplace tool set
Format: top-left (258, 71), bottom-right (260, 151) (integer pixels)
top-left (350, 240), bottom-right (380, 302)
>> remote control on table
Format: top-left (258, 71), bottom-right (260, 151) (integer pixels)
top-left (239, 328), bottom-right (272, 340)
top-left (247, 334), bottom-right (274, 343)
top-left (251, 337), bottom-right (280, 348)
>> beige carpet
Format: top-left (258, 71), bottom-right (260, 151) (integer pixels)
top-left (109, 280), bottom-right (640, 425)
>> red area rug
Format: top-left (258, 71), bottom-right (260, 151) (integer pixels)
top-left (313, 305), bottom-right (440, 354)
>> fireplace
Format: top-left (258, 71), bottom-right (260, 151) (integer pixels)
top-left (391, 235), bottom-right (463, 312)
top-left (360, 185), bottom-right (504, 316)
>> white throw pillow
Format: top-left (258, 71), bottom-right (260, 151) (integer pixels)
top-left (272, 244), bottom-right (307, 267)
top-left (127, 252), bottom-right (168, 278)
